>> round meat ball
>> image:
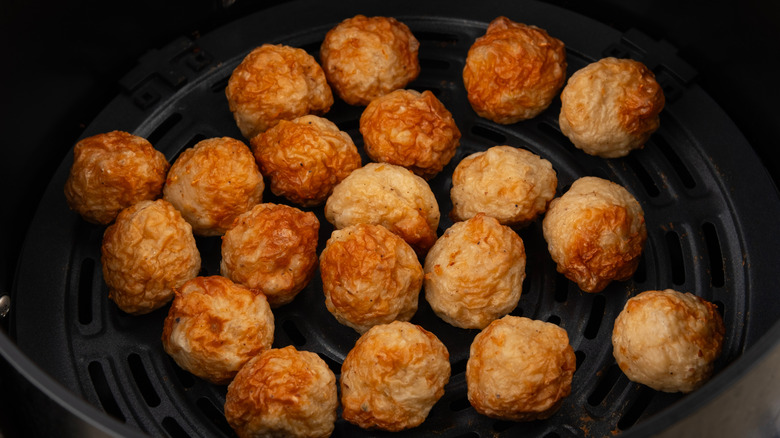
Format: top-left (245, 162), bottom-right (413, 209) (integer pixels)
top-left (467, 315), bottom-right (576, 421)
top-left (250, 115), bottom-right (361, 207)
top-left (101, 199), bottom-right (201, 315)
top-left (559, 57), bottom-right (665, 158)
top-left (612, 289), bottom-right (725, 393)
top-left (320, 15), bottom-right (420, 106)
top-left (161, 276), bottom-right (274, 385)
top-left (424, 214), bottom-right (526, 329)
top-left (64, 131), bottom-right (169, 225)
top-left (220, 203), bottom-right (319, 307)
top-left (163, 137), bottom-right (264, 236)
top-left (225, 346), bottom-right (338, 438)
top-left (225, 44), bottom-right (333, 139)
top-left (340, 321), bottom-right (451, 431)
top-left (463, 16), bottom-right (567, 124)
top-left (324, 162), bottom-right (440, 256)
top-left (542, 176), bottom-right (647, 293)
top-left (360, 89), bottom-right (461, 179)
top-left (320, 223), bottom-right (423, 333)
top-left (450, 145), bottom-right (557, 227)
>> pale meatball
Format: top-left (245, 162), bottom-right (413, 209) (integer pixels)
top-left (250, 115), bottom-right (361, 207)
top-left (612, 289), bottom-right (725, 393)
top-left (220, 203), bottom-right (319, 307)
top-left (559, 57), bottom-right (665, 158)
top-left (340, 321), bottom-right (451, 431)
top-left (424, 214), bottom-right (526, 329)
top-left (320, 15), bottom-right (420, 106)
top-left (225, 44), bottom-right (333, 139)
top-left (225, 346), bottom-right (338, 438)
top-left (320, 223), bottom-right (423, 333)
top-left (324, 162), bottom-right (440, 255)
top-left (360, 89), bottom-right (461, 179)
top-left (542, 176), bottom-right (647, 293)
top-left (450, 145), bottom-right (557, 227)
top-left (64, 131), bottom-right (169, 225)
top-left (467, 316), bottom-right (576, 421)
top-left (463, 16), bottom-right (567, 124)
top-left (161, 276), bottom-right (274, 385)
top-left (163, 137), bottom-right (264, 236)
top-left (101, 199), bottom-right (201, 315)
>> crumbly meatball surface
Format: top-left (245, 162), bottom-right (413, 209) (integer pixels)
top-left (163, 137), bottom-right (264, 236)
top-left (320, 223), bottom-right (423, 333)
top-left (320, 15), bottom-right (420, 106)
top-left (161, 276), bottom-right (274, 385)
top-left (101, 199), bottom-right (201, 315)
top-left (450, 145), bottom-right (557, 226)
top-left (559, 57), bottom-right (665, 158)
top-left (64, 131), bottom-right (169, 225)
top-left (360, 89), bottom-right (461, 179)
top-left (225, 44), bottom-right (333, 139)
top-left (612, 289), bottom-right (725, 393)
top-left (424, 214), bottom-right (526, 329)
top-left (225, 346), bottom-right (338, 438)
top-left (542, 176), bottom-right (646, 293)
top-left (340, 321), bottom-right (451, 431)
top-left (220, 203), bottom-right (319, 307)
top-left (463, 16), bottom-right (567, 124)
top-left (250, 115), bottom-right (361, 207)
top-left (467, 316), bottom-right (576, 421)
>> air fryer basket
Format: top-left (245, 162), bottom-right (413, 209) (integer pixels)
top-left (9, 0), bottom-right (780, 437)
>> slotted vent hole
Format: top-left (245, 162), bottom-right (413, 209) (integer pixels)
top-left (282, 319), bottom-right (307, 346)
top-left (450, 396), bottom-right (472, 412)
top-left (416, 31), bottom-right (460, 46)
top-left (168, 356), bottom-right (196, 388)
top-left (665, 230), bottom-right (686, 285)
top-left (547, 314), bottom-right (562, 325)
top-left (633, 254), bottom-right (647, 284)
top-left (583, 294), bottom-right (606, 340)
top-left (197, 397), bottom-right (233, 435)
top-left (471, 124), bottom-right (506, 144)
top-left (617, 386), bottom-right (656, 430)
top-left (320, 353), bottom-right (342, 377)
top-left (147, 112), bottom-right (183, 147)
top-left (451, 358), bottom-right (468, 376)
top-left (553, 276), bottom-right (569, 303)
top-left (209, 75), bottom-right (230, 93)
top-left (702, 222), bottom-right (725, 287)
top-left (128, 353), bottom-right (160, 407)
top-left (78, 257), bottom-right (95, 325)
top-left (537, 121), bottom-right (572, 148)
top-left (626, 153), bottom-right (660, 197)
top-left (575, 350), bottom-right (586, 371)
top-left (653, 133), bottom-right (696, 189)
top-left (420, 58), bottom-right (452, 71)
top-left (587, 363), bottom-right (622, 406)
top-left (88, 361), bottom-right (126, 422)
top-left (162, 417), bottom-right (188, 438)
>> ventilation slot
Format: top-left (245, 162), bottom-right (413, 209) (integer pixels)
top-left (162, 417), bottom-right (188, 438)
top-left (547, 314), bottom-right (561, 325)
top-left (665, 230), bottom-right (686, 285)
top-left (653, 134), bottom-right (696, 189)
top-left (168, 356), bottom-right (196, 388)
top-left (626, 154), bottom-right (660, 197)
top-left (702, 222), bottom-right (725, 287)
top-left (633, 255), bottom-right (647, 284)
top-left (209, 75), bottom-right (230, 93)
top-left (617, 386), bottom-right (655, 430)
top-left (584, 295), bottom-right (606, 340)
top-left (128, 353), bottom-right (160, 407)
top-left (554, 275), bottom-right (569, 303)
top-left (282, 319), bottom-right (307, 346)
top-left (416, 31), bottom-right (459, 46)
top-left (320, 353), bottom-right (342, 376)
top-left (587, 363), bottom-right (622, 406)
top-left (78, 258), bottom-right (95, 325)
top-left (575, 350), bottom-right (586, 371)
top-left (88, 361), bottom-right (126, 422)
top-left (197, 397), bottom-right (233, 435)
top-left (147, 112), bottom-right (183, 147)
top-left (420, 58), bottom-right (451, 71)
top-left (449, 396), bottom-right (472, 412)
top-left (537, 121), bottom-right (572, 149)
top-left (471, 124), bottom-right (506, 144)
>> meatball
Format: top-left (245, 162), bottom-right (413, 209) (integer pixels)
top-left (220, 203), bottom-right (319, 307)
top-left (450, 145), bottom-right (557, 227)
top-left (559, 57), bottom-right (665, 158)
top-left (320, 15), bottom-right (420, 106)
top-left (225, 346), bottom-right (338, 438)
top-left (320, 223), bottom-right (423, 333)
top-left (612, 289), bottom-right (725, 393)
top-left (463, 16), bottom-right (567, 124)
top-left (161, 276), bottom-right (274, 385)
top-left (360, 89), bottom-right (461, 179)
top-left (225, 44), bottom-right (333, 139)
top-left (163, 137), bottom-right (264, 236)
top-left (467, 316), bottom-right (576, 421)
top-left (250, 115), bottom-right (361, 207)
top-left (324, 162), bottom-right (440, 255)
top-left (101, 199), bottom-right (201, 315)
top-left (424, 214), bottom-right (526, 329)
top-left (340, 321), bottom-right (451, 431)
top-left (64, 131), bottom-right (169, 225)
top-left (542, 176), bottom-right (647, 293)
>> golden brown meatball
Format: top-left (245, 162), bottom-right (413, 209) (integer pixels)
top-left (559, 57), bottom-right (665, 158)
top-left (324, 162), bottom-right (440, 256)
top-left (225, 346), bottom-right (338, 438)
top-left (220, 203), bottom-right (319, 307)
top-left (101, 199), bottom-right (201, 315)
top-left (612, 289), bottom-right (725, 393)
top-left (360, 89), bottom-right (461, 179)
top-left (463, 16), bottom-right (567, 124)
top-left (320, 15), bottom-right (420, 106)
top-left (340, 321), bottom-right (450, 431)
top-left (225, 44), bottom-right (333, 139)
top-left (542, 176), bottom-right (647, 293)
top-left (467, 316), bottom-right (576, 421)
top-left (320, 223), bottom-right (423, 333)
top-left (64, 131), bottom-right (169, 225)
top-left (161, 276), bottom-right (274, 385)
top-left (163, 137), bottom-right (264, 236)
top-left (450, 145), bottom-right (557, 227)
top-left (250, 115), bottom-right (361, 207)
top-left (424, 214), bottom-right (526, 329)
